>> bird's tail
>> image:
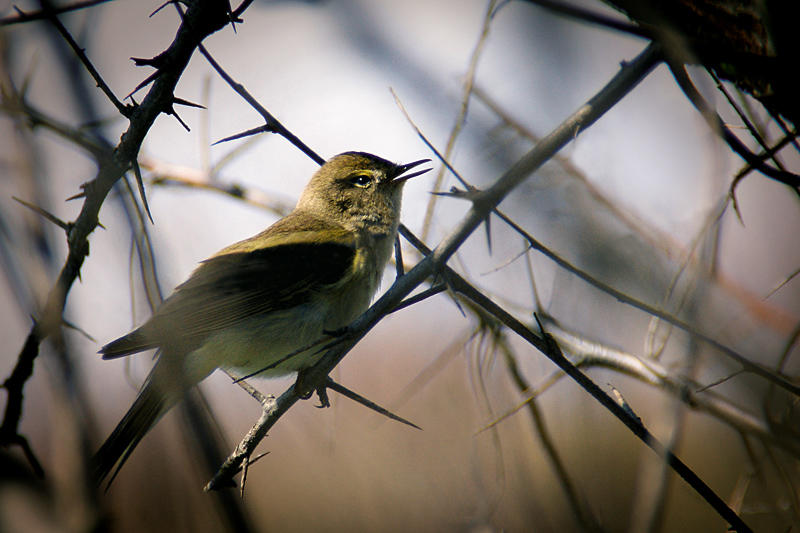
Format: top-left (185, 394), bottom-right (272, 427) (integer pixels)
top-left (92, 375), bottom-right (170, 487)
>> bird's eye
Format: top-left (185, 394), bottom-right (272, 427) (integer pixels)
top-left (349, 174), bottom-right (372, 188)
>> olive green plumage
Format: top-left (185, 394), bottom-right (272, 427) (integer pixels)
top-left (94, 152), bottom-right (430, 485)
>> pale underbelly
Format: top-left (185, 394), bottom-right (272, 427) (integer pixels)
top-left (184, 283), bottom-right (374, 381)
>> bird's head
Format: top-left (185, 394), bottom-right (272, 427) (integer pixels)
top-left (297, 152), bottom-right (431, 235)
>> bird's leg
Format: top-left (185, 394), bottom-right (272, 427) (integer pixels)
top-left (294, 326), bottom-right (352, 405)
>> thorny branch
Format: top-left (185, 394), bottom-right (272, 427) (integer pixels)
top-left (666, 62), bottom-right (800, 190)
top-left (1, 0), bottom-right (247, 471)
top-left (394, 81), bottom-right (796, 397)
top-left (0, 0), bottom-right (114, 27)
top-left (209, 39), bottom-right (757, 532)
top-left (3, 2), bottom-right (794, 530)
top-left (420, 0), bottom-right (496, 240)
top-left (196, 42), bottom-right (760, 526)
top-left (398, 226), bottom-right (752, 533)
top-left (206, 41), bottom-right (664, 489)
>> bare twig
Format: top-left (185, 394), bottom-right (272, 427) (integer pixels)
top-left (1, 0), bottom-right (247, 472)
top-left (420, 0), bottom-right (497, 240)
top-left (521, 0), bottom-right (649, 39)
top-left (40, 0), bottom-right (131, 117)
top-left (141, 155), bottom-right (294, 217)
top-left (0, 0), bottom-right (113, 27)
top-left (399, 227), bottom-right (752, 532)
top-left (200, 46), bottom-right (762, 533)
top-left (494, 208), bottom-right (800, 395)
top-left (197, 43), bottom-right (324, 166)
top-left (667, 63), bottom-right (800, 189)
top-left (398, 79), bottom-right (794, 396)
top-left (497, 333), bottom-right (601, 532)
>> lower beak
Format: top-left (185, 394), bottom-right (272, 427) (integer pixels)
top-left (392, 158), bottom-right (432, 183)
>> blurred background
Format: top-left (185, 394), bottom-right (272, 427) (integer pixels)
top-left (1, 0), bottom-right (799, 531)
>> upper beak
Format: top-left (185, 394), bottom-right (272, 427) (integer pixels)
top-left (391, 158), bottom-right (432, 184)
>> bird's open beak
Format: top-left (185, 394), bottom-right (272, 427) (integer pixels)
top-left (391, 158), bottom-right (432, 184)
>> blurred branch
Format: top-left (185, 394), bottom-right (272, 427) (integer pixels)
top-left (420, 0), bottom-right (497, 240)
top-left (472, 84), bottom-right (679, 256)
top-left (398, 78), bottom-right (797, 397)
top-left (521, 0), bottom-right (649, 39)
top-left (0, 0), bottom-right (113, 27)
top-left (199, 46), bottom-right (762, 532)
top-left (141, 155), bottom-right (294, 216)
top-left (497, 332), bottom-right (601, 532)
top-left (0, 89), bottom-right (110, 159)
top-left (497, 207), bottom-right (800, 394)
top-left (118, 175), bottom-right (164, 311)
top-left (1, 0), bottom-right (247, 472)
top-left (666, 62), bottom-right (800, 190)
top-left (549, 321), bottom-right (800, 458)
top-left (399, 226), bottom-right (752, 533)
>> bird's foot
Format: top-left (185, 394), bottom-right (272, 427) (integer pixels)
top-left (294, 368), bottom-right (330, 408)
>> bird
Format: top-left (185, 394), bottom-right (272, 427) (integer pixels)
top-left (93, 151), bottom-right (431, 485)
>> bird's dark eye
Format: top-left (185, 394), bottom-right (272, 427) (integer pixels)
top-left (349, 174), bottom-right (372, 188)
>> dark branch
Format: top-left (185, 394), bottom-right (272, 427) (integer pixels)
top-left (1, 0), bottom-right (250, 472)
top-left (41, 0), bottom-right (132, 117)
top-left (205, 41), bottom-right (663, 491)
top-left (667, 61), bottom-right (800, 189)
top-left (399, 226), bottom-right (752, 533)
top-left (197, 43), bottom-right (325, 165)
top-left (0, 0), bottom-right (113, 27)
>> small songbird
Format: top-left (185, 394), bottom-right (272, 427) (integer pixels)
top-left (93, 152), bottom-right (431, 484)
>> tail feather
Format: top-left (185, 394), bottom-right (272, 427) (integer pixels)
top-left (93, 378), bottom-right (167, 487)
top-left (100, 329), bottom-right (154, 360)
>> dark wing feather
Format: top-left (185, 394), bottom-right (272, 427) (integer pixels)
top-left (101, 222), bottom-right (355, 358)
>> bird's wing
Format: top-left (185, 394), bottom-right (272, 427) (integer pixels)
top-left (100, 221), bottom-right (357, 359)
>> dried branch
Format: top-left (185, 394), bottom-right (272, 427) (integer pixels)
top-left (397, 77), bottom-right (794, 396)
top-left (546, 322), bottom-right (800, 458)
top-left (667, 62), bottom-right (800, 189)
top-left (521, 0), bottom-right (649, 39)
top-left (197, 42), bottom-right (324, 165)
top-left (399, 228), bottom-right (752, 532)
top-left (0, 0), bottom-right (113, 27)
top-left (1, 0), bottom-right (249, 471)
top-left (494, 207), bottom-right (800, 395)
top-left (141, 155), bottom-right (294, 216)
top-left (205, 42), bottom-right (664, 493)
top-left (497, 333), bottom-right (601, 532)
top-left (40, 0), bottom-right (132, 117)
top-left (420, 0), bottom-right (497, 240)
